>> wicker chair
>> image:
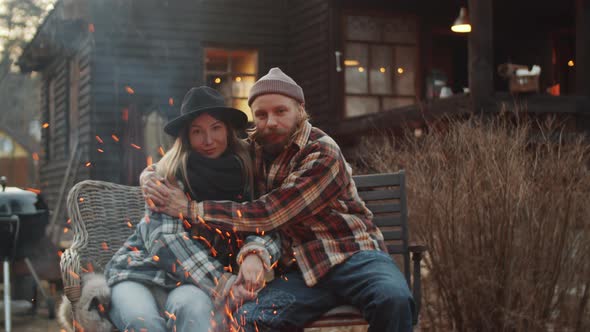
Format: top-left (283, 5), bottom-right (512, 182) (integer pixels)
top-left (61, 180), bottom-right (145, 326)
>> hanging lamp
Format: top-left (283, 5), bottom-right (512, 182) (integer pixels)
top-left (451, 7), bottom-right (471, 33)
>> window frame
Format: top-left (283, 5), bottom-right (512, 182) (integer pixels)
top-left (342, 14), bottom-right (420, 118)
top-left (203, 46), bottom-right (259, 121)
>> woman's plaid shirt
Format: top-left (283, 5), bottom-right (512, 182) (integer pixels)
top-left (196, 121), bottom-right (386, 286)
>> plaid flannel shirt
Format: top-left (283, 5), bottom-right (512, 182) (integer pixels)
top-left (105, 207), bottom-right (281, 303)
top-left (196, 122), bottom-right (386, 286)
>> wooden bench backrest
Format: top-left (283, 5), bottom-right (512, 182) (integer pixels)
top-left (353, 171), bottom-right (410, 283)
top-left (67, 171), bottom-right (409, 278)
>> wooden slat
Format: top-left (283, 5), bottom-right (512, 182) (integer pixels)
top-left (358, 188), bottom-right (401, 201)
top-left (365, 202), bottom-right (402, 214)
top-left (353, 173), bottom-right (402, 188)
top-left (387, 244), bottom-right (406, 255)
top-left (381, 230), bottom-right (403, 241)
top-left (372, 215), bottom-right (403, 227)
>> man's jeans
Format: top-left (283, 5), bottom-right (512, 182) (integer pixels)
top-left (237, 250), bottom-right (415, 332)
top-left (109, 281), bottom-right (213, 332)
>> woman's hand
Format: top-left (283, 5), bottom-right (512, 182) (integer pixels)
top-left (236, 254), bottom-right (265, 293)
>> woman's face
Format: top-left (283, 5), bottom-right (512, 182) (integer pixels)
top-left (188, 113), bottom-right (229, 159)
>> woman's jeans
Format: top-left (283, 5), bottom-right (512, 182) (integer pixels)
top-left (109, 281), bottom-right (213, 332)
top-left (237, 250), bottom-right (415, 332)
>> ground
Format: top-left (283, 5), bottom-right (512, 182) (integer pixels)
top-left (1, 309), bottom-right (61, 332)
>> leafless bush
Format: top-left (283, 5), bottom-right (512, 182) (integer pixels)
top-left (356, 115), bottom-right (590, 331)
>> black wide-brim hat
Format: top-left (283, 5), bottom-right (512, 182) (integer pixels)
top-left (164, 86), bottom-right (248, 136)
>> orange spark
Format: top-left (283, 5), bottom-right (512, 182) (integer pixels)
top-left (101, 242), bottom-right (109, 251)
top-left (63, 227), bottom-right (69, 234)
top-left (172, 263), bottom-right (176, 273)
top-left (158, 146), bottom-right (165, 156)
top-left (32, 152), bottom-right (39, 161)
top-left (25, 187), bottom-right (41, 194)
top-left (121, 108), bottom-right (129, 121)
top-left (79, 197), bottom-right (84, 202)
top-left (147, 196), bottom-right (156, 208)
top-left (153, 255), bottom-right (160, 262)
top-left (195, 236), bottom-right (217, 256)
top-left (97, 148), bottom-right (104, 153)
top-left (42, 122), bottom-right (49, 128)
top-left (111, 134), bottom-right (119, 142)
top-left (237, 209), bottom-right (242, 218)
top-left (85, 162), bottom-right (92, 167)
top-left (95, 135), bottom-right (104, 143)
top-left (125, 86), bottom-right (135, 94)
top-left (88, 23), bottom-right (95, 33)
top-left (98, 303), bottom-right (105, 313)
top-left (169, 97), bottom-right (174, 106)
top-left (215, 228), bottom-right (222, 235)
top-left (131, 143), bottom-right (141, 150)
top-left (57, 251), bottom-right (63, 258)
top-left (183, 219), bottom-right (192, 229)
top-left (67, 219), bottom-right (71, 224)
top-left (127, 221), bottom-right (133, 228)
top-left (165, 311), bottom-right (177, 320)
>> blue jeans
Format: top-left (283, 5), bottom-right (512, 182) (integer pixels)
top-left (237, 250), bottom-right (414, 332)
top-left (109, 281), bottom-right (213, 332)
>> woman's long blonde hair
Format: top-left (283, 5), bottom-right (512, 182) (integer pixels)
top-left (156, 115), bottom-right (254, 199)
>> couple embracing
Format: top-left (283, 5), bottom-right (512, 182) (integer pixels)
top-left (105, 68), bottom-right (415, 332)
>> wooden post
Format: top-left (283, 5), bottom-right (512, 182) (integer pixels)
top-left (468, 0), bottom-right (494, 112)
top-left (576, 0), bottom-right (590, 96)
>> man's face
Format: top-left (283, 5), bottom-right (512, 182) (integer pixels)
top-left (251, 94), bottom-right (301, 153)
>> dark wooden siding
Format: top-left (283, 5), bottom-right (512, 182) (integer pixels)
top-left (88, 0), bottom-right (289, 184)
top-left (40, 33), bottom-right (94, 213)
top-left (287, 0), bottom-right (334, 125)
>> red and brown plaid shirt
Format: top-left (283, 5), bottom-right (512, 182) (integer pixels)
top-left (195, 121), bottom-right (386, 286)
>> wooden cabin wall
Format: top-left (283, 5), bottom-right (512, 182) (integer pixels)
top-left (89, 0), bottom-right (289, 184)
top-left (286, 0), bottom-right (333, 125)
top-left (40, 33), bottom-right (93, 212)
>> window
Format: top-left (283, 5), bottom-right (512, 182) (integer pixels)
top-left (344, 15), bottom-right (418, 118)
top-left (68, 56), bottom-right (80, 153)
top-left (204, 48), bottom-right (258, 120)
top-left (143, 110), bottom-right (172, 165)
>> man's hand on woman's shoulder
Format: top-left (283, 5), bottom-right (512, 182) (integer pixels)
top-left (140, 165), bottom-right (169, 207)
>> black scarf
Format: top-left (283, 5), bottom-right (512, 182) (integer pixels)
top-left (184, 151), bottom-right (246, 202)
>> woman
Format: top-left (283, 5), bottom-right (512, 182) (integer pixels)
top-left (104, 86), bottom-right (280, 332)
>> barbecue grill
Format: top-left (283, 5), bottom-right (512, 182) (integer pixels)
top-left (0, 176), bottom-right (55, 332)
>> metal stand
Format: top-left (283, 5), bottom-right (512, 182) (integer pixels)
top-left (24, 258), bottom-right (55, 319)
top-left (4, 257), bottom-right (11, 332)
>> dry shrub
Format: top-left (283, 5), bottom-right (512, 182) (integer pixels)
top-left (356, 115), bottom-right (590, 331)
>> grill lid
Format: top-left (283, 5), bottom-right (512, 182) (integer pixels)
top-left (0, 187), bottom-right (47, 216)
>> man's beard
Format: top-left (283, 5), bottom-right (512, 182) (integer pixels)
top-left (260, 127), bottom-right (294, 155)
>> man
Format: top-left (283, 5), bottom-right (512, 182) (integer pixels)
top-left (143, 68), bottom-right (415, 331)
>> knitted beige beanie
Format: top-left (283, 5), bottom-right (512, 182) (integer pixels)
top-left (248, 67), bottom-right (305, 106)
